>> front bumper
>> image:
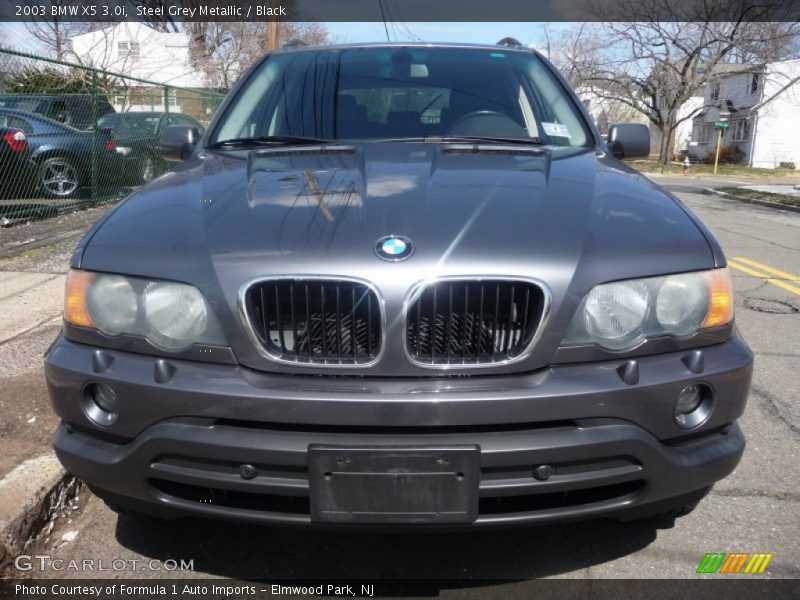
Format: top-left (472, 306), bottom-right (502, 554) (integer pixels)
top-left (46, 333), bottom-right (752, 527)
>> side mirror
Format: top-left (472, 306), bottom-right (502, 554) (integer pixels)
top-left (607, 123), bottom-right (650, 159)
top-left (160, 125), bottom-right (200, 162)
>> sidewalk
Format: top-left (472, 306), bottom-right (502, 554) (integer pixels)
top-left (0, 217), bottom-right (101, 567)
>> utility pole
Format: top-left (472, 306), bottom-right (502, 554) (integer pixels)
top-left (267, 0), bottom-right (280, 50)
top-left (268, 20), bottom-right (279, 51)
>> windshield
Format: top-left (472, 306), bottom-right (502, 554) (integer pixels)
top-left (210, 47), bottom-right (591, 147)
top-left (98, 113), bottom-right (161, 136)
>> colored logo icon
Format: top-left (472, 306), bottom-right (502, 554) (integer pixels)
top-left (375, 236), bottom-right (414, 261)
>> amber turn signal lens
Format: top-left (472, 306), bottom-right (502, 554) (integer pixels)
top-left (64, 269), bottom-right (95, 328)
top-left (702, 268), bottom-right (734, 328)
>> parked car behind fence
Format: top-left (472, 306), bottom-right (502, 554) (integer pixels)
top-left (0, 94), bottom-right (115, 131)
top-left (98, 111), bottom-right (205, 184)
top-left (0, 126), bottom-right (36, 197)
top-left (0, 109), bottom-right (121, 199)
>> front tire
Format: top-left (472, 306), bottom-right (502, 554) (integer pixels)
top-left (38, 156), bottom-right (80, 199)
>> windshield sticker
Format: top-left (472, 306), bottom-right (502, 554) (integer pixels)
top-left (542, 122), bottom-right (572, 138)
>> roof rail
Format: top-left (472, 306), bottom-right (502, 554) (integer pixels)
top-left (496, 37), bottom-right (523, 48)
top-left (282, 39), bottom-right (308, 49)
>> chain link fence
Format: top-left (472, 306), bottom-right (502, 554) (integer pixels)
top-left (0, 47), bottom-right (226, 225)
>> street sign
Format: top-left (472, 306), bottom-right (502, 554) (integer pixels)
top-left (715, 120), bottom-right (730, 129)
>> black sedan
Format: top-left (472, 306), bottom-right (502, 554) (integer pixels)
top-left (97, 111), bottom-right (205, 184)
top-left (0, 125), bottom-right (36, 200)
top-left (0, 109), bottom-right (122, 199)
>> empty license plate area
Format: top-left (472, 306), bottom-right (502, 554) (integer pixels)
top-left (308, 445), bottom-right (480, 524)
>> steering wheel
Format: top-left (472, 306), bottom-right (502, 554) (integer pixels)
top-left (447, 110), bottom-right (526, 137)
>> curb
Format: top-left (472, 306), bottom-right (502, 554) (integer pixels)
top-left (0, 454), bottom-right (79, 567)
top-left (703, 188), bottom-right (800, 214)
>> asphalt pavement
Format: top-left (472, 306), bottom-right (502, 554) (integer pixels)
top-left (3, 178), bottom-right (799, 586)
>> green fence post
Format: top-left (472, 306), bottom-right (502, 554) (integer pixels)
top-left (164, 85), bottom-right (170, 117)
top-left (90, 71), bottom-right (99, 205)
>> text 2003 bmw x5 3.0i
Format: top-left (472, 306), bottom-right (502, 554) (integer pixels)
top-left (45, 42), bottom-right (753, 528)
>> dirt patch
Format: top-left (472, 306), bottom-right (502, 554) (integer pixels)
top-left (0, 370), bottom-right (59, 477)
top-left (0, 235), bottom-right (84, 274)
top-left (628, 160), bottom-right (800, 181)
top-left (0, 203), bottom-right (116, 261)
top-left (717, 187), bottom-right (800, 207)
top-left (2, 481), bottom-right (89, 579)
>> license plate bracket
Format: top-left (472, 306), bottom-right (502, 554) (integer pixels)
top-left (308, 445), bottom-right (480, 524)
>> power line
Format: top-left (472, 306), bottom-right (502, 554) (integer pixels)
top-left (377, 0), bottom-right (391, 42)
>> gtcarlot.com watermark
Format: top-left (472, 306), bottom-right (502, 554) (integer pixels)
top-left (13, 554), bottom-right (194, 572)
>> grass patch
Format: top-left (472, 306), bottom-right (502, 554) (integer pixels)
top-left (717, 187), bottom-right (800, 207)
top-left (627, 159), bottom-right (799, 179)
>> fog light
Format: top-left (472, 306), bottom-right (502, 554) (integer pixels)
top-left (677, 384), bottom-right (703, 414)
top-left (82, 382), bottom-right (119, 427)
top-left (674, 383), bottom-right (713, 429)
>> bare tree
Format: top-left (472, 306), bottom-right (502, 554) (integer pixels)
top-left (538, 23), bottom-right (604, 89)
top-left (24, 0), bottom-right (101, 60)
top-left (190, 22), bottom-right (329, 91)
top-left (580, 0), bottom-right (799, 164)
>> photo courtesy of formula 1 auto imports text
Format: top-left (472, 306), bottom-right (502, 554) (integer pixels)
top-left (0, 1), bottom-right (798, 598)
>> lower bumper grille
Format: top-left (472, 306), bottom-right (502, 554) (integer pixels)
top-left (150, 478), bottom-right (643, 519)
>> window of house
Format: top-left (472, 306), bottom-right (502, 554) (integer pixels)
top-left (710, 81), bottom-right (720, 101)
top-left (750, 73), bottom-right (760, 94)
top-left (698, 123), bottom-right (715, 143)
top-left (732, 118), bottom-right (751, 142)
top-left (118, 41), bottom-right (140, 61)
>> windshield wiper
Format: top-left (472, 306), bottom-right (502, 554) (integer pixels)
top-left (208, 135), bottom-right (333, 148)
top-left (433, 135), bottom-right (545, 145)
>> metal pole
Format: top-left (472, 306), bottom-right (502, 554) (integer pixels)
top-left (91, 71), bottom-right (98, 205)
top-left (713, 128), bottom-right (723, 175)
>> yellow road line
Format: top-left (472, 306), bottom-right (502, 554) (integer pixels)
top-left (733, 257), bottom-right (800, 283)
top-left (728, 260), bottom-right (800, 296)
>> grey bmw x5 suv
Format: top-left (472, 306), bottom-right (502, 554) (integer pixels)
top-left (46, 42), bottom-right (753, 528)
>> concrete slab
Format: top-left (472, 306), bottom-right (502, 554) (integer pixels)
top-left (0, 272), bottom-right (60, 301)
top-left (0, 272), bottom-right (65, 343)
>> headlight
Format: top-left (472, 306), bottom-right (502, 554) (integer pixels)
top-left (65, 269), bottom-right (227, 351)
top-left (583, 281), bottom-right (649, 350)
top-left (563, 269), bottom-right (733, 351)
top-left (143, 281), bottom-right (211, 350)
top-left (655, 273), bottom-right (707, 336)
top-left (86, 274), bottom-right (138, 335)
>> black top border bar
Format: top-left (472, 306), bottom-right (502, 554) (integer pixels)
top-left (1, 0), bottom-right (799, 23)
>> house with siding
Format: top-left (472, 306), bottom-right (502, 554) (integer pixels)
top-left (67, 23), bottom-right (208, 115)
top-left (689, 60), bottom-right (800, 169)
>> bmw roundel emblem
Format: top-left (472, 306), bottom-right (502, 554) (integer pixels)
top-left (376, 235), bottom-right (414, 261)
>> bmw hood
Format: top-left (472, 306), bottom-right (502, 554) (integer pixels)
top-left (78, 142), bottom-right (718, 375)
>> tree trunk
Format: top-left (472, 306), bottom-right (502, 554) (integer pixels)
top-left (658, 124), bottom-right (674, 165)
